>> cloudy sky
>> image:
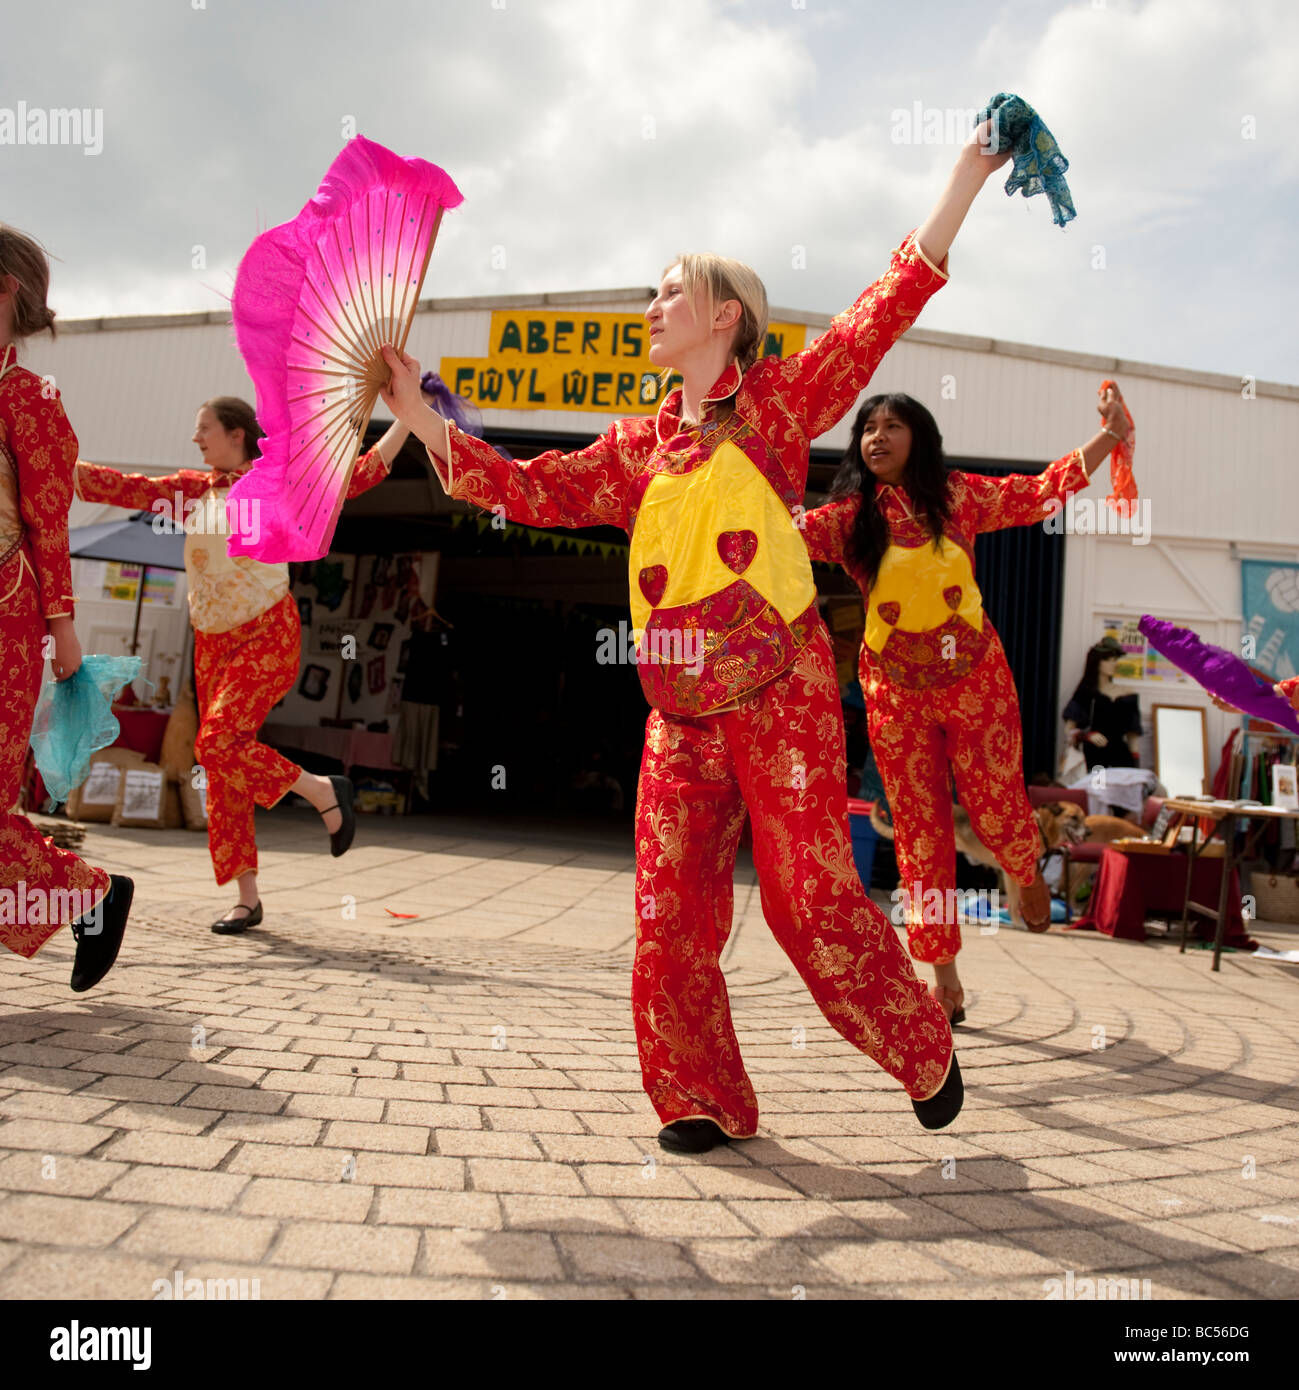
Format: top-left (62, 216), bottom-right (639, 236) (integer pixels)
top-left (4, 0), bottom-right (1296, 383)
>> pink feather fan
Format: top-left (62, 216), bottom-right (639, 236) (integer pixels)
top-left (227, 136), bottom-right (462, 561)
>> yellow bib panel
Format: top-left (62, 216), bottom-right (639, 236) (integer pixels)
top-left (629, 440), bottom-right (815, 633)
top-left (865, 539), bottom-right (984, 654)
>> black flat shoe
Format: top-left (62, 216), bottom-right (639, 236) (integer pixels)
top-left (321, 775), bottom-right (355, 857)
top-left (212, 901), bottom-right (263, 934)
top-left (657, 1119), bottom-right (731, 1154)
top-left (911, 1053), bottom-right (964, 1131)
top-left (69, 874), bottom-right (133, 993)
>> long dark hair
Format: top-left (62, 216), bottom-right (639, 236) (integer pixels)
top-left (1080, 646), bottom-right (1113, 692)
top-left (828, 393), bottom-right (951, 591)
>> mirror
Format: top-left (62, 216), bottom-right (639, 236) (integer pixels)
top-left (1151, 704), bottom-right (1209, 797)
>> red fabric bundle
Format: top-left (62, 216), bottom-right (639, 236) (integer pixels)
top-left (1099, 378), bottom-right (1137, 516)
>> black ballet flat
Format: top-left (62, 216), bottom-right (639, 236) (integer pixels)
top-left (911, 1053), bottom-right (964, 1131)
top-left (657, 1119), bottom-right (731, 1154)
top-left (212, 901), bottom-right (263, 935)
top-left (321, 775), bottom-right (356, 857)
top-left (70, 874), bottom-right (134, 993)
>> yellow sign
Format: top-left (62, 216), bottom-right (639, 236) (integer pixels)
top-left (442, 309), bottom-right (808, 415)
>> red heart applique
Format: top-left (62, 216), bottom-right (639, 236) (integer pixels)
top-left (877, 601), bottom-right (901, 626)
top-left (639, 566), bottom-right (668, 607)
top-left (943, 585), bottom-right (962, 610)
top-left (716, 530), bottom-right (757, 575)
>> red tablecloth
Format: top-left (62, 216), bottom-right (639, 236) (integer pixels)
top-left (1070, 846), bottom-right (1257, 948)
top-left (110, 706), bottom-right (170, 764)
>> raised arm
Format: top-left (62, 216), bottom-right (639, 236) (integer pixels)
top-left (767, 121), bottom-right (1013, 446)
top-left (345, 418), bottom-right (411, 499)
top-left (913, 117), bottom-right (1012, 267)
top-left (955, 386), bottom-right (1132, 533)
top-left (378, 343), bottom-right (642, 529)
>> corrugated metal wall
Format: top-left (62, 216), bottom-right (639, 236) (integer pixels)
top-left (26, 296), bottom-right (1296, 548)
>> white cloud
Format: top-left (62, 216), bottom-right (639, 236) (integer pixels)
top-left (3, 0), bottom-right (1295, 382)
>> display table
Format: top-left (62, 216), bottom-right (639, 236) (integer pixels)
top-left (1162, 797), bottom-right (1299, 971)
top-left (261, 722), bottom-right (400, 774)
top-left (1069, 845), bottom-right (1255, 952)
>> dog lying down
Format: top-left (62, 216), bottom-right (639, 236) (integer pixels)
top-left (869, 800), bottom-right (1146, 924)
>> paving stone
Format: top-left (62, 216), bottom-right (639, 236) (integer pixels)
top-left (5, 822), bottom-right (1298, 1300)
top-left (101, 1132), bottom-right (237, 1170)
top-left (0, 1192), bottom-right (139, 1247)
top-left (420, 1229), bottom-right (564, 1280)
top-left (271, 1221), bottom-right (419, 1274)
top-left (117, 1208), bottom-right (277, 1262)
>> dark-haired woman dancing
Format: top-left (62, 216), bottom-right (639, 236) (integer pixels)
top-left (802, 386), bottom-right (1130, 1023)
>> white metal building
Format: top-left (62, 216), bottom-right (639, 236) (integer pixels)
top-left (23, 288), bottom-right (1299, 780)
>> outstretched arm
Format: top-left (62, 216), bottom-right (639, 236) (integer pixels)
top-left (913, 118), bottom-right (1012, 268)
top-left (378, 343), bottom-right (639, 529)
top-left (957, 385), bottom-right (1133, 533)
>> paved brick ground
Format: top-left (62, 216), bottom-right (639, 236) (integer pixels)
top-left (2, 807), bottom-right (1298, 1299)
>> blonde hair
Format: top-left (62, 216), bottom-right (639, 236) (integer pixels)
top-left (0, 224), bottom-right (57, 343)
top-left (668, 252), bottom-right (769, 373)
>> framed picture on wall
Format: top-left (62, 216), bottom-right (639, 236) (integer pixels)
top-left (1273, 763), bottom-right (1299, 811)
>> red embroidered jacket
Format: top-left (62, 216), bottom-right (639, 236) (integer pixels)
top-left (0, 364), bottom-right (79, 620)
top-left (429, 234), bottom-right (948, 716)
top-left (75, 450), bottom-right (389, 634)
top-left (802, 452), bottom-right (1091, 692)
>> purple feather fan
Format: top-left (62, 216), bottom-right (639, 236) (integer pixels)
top-left (1139, 615), bottom-right (1299, 735)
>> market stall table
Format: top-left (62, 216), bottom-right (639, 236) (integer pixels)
top-left (1163, 797), bottom-right (1299, 971)
top-left (1069, 843), bottom-right (1253, 953)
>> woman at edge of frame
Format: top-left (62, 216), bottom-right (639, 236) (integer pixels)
top-left (379, 121), bottom-right (1017, 1154)
top-left (801, 383), bottom-right (1132, 1025)
top-left (74, 400), bottom-right (411, 933)
top-left (0, 222), bottom-right (132, 990)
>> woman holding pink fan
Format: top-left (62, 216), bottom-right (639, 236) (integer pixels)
top-left (375, 117), bottom-right (1034, 1151)
top-left (75, 402), bottom-right (409, 933)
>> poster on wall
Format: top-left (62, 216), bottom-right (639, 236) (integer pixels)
top-left (1097, 616), bottom-right (1149, 681)
top-left (339, 553), bottom-right (440, 725)
top-left (278, 553), bottom-right (357, 721)
top-left (1242, 560), bottom-right (1299, 683)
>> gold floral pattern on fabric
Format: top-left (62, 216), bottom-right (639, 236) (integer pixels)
top-left (632, 628), bottom-right (951, 1135)
top-left (1, 369), bottom-right (108, 957)
top-left (0, 366), bottom-right (79, 618)
top-left (865, 626), bottom-right (1043, 964)
top-left (194, 595), bottom-right (304, 884)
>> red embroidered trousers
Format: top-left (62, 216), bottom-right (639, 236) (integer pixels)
top-left (632, 626), bottom-right (953, 1136)
top-left (194, 595), bottom-right (302, 885)
top-left (0, 601), bottom-right (109, 958)
top-left (866, 630), bottom-right (1041, 964)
